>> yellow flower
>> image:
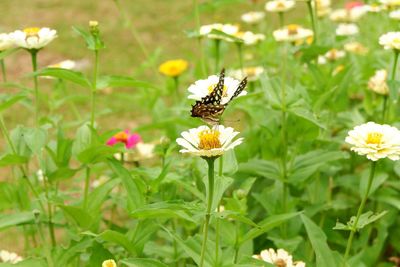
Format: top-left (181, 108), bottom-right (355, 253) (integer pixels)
top-left (159, 59), bottom-right (188, 77)
top-left (102, 259), bottom-right (117, 267)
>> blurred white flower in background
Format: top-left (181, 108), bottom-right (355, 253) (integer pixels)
top-left (234, 31), bottom-right (266, 45)
top-left (345, 122), bottom-right (400, 161)
top-left (314, 0), bottom-right (331, 17)
top-left (229, 66), bottom-right (264, 81)
top-left (241, 11), bottom-right (266, 24)
top-left (368, 69), bottom-right (389, 95)
top-left (265, 0), bottom-right (296, 13)
top-left (379, 32), bottom-right (400, 50)
top-left (389, 9), bottom-right (400, 20)
top-left (253, 248), bottom-right (306, 267)
top-left (10, 27), bottom-right (57, 49)
top-left (0, 33), bottom-right (14, 51)
top-left (329, 7), bottom-right (367, 22)
top-left (0, 250), bottom-right (23, 264)
top-left (336, 23), bottom-right (359, 36)
top-left (199, 23), bottom-right (239, 39)
top-left (273, 24), bottom-right (313, 42)
top-left (344, 41), bottom-right (369, 55)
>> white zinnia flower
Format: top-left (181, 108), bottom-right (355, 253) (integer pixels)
top-left (102, 259), bottom-right (117, 267)
top-left (329, 8), bottom-right (366, 22)
top-left (241, 11), bottom-right (266, 24)
top-left (273, 24), bottom-right (313, 43)
top-left (187, 74), bottom-right (247, 105)
top-left (368, 69), bottom-right (389, 95)
top-left (0, 33), bottom-right (14, 51)
top-left (345, 122), bottom-right (400, 161)
top-left (336, 23), bottom-right (359, 36)
top-left (0, 250), bottom-right (23, 264)
top-left (235, 31), bottom-right (265, 45)
top-left (389, 9), bottom-right (400, 19)
top-left (253, 248), bottom-right (306, 267)
top-left (176, 125), bottom-right (243, 158)
top-left (379, 32), bottom-right (400, 50)
top-left (265, 0), bottom-right (296, 12)
top-left (10, 27), bottom-right (57, 50)
top-left (229, 66), bottom-right (264, 81)
top-left (199, 24), bottom-right (239, 39)
top-left (48, 59), bottom-right (77, 70)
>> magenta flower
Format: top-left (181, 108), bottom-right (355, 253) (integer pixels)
top-left (106, 130), bottom-right (142, 149)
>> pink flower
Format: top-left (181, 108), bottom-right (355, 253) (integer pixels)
top-left (106, 130), bottom-right (142, 149)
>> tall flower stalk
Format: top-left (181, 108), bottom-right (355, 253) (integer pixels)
top-left (1, 59), bottom-right (6, 82)
top-left (383, 50), bottom-right (400, 122)
top-left (306, 0), bottom-right (317, 43)
top-left (30, 49), bottom-right (39, 126)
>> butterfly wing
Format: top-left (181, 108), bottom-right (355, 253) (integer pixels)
top-left (200, 68), bottom-right (225, 105)
top-left (228, 77), bottom-right (247, 103)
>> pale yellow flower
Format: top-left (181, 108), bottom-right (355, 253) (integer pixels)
top-left (159, 59), bottom-right (188, 77)
top-left (102, 259), bottom-right (117, 267)
top-left (368, 69), bottom-right (389, 95)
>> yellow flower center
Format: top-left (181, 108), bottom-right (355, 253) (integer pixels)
top-left (207, 84), bottom-right (228, 97)
top-left (114, 131), bottom-right (129, 143)
top-left (198, 129), bottom-right (221, 150)
top-left (102, 260), bottom-right (117, 267)
top-left (366, 132), bottom-right (383, 145)
top-left (276, 1), bottom-right (286, 8)
top-left (287, 24), bottom-right (299, 35)
top-left (274, 259), bottom-right (287, 267)
top-left (23, 27), bottom-right (40, 37)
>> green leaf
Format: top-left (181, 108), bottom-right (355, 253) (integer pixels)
top-left (72, 26), bottom-right (104, 51)
top-left (301, 214), bottom-right (337, 267)
top-left (72, 124), bottom-right (92, 156)
top-left (77, 144), bottom-right (119, 164)
top-left (0, 94), bottom-right (27, 112)
top-left (87, 178), bottom-right (120, 214)
top-left (238, 159), bottom-right (281, 181)
top-left (0, 154), bottom-right (28, 167)
top-left (35, 68), bottom-right (91, 88)
top-left (211, 175), bottom-right (233, 211)
top-left (47, 167), bottom-right (78, 182)
top-left (333, 211), bottom-right (388, 231)
top-left (240, 212), bottom-right (300, 244)
top-left (108, 159), bottom-right (145, 211)
top-left (209, 29), bottom-right (243, 43)
top-left (59, 205), bottom-right (94, 229)
top-left (0, 211), bottom-right (34, 230)
top-left (120, 258), bottom-right (169, 267)
top-left (98, 230), bottom-right (136, 255)
top-left (23, 128), bottom-right (47, 155)
top-left (288, 106), bottom-right (326, 129)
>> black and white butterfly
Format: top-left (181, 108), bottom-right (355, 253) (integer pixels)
top-left (190, 69), bottom-right (248, 125)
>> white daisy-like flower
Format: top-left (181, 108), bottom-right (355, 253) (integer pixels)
top-left (329, 7), bottom-right (366, 22)
top-left (389, 9), bottom-right (400, 19)
top-left (253, 248), bottom-right (306, 267)
top-left (314, 0), bottom-right (331, 17)
top-left (229, 66), bottom-right (264, 81)
top-left (345, 122), bottom-right (400, 161)
top-left (176, 125), bottom-right (243, 158)
top-left (234, 31), bottom-right (265, 45)
top-left (102, 259), bottom-right (117, 267)
top-left (10, 27), bottom-right (57, 50)
top-left (0, 250), bottom-right (23, 264)
top-left (265, 0), bottom-right (296, 12)
top-left (241, 11), bottom-right (266, 24)
top-left (187, 74), bottom-right (247, 105)
top-left (273, 24), bottom-right (313, 43)
top-left (344, 41), bottom-right (368, 55)
top-left (336, 23), bottom-right (359, 36)
top-left (0, 33), bottom-right (14, 51)
top-left (368, 69), bottom-right (389, 95)
top-left (379, 32), bottom-right (400, 50)
top-left (199, 23), bottom-right (239, 39)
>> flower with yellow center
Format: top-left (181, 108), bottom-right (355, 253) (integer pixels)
top-left (273, 24), bottom-right (313, 43)
top-left (379, 32), bottom-right (400, 50)
top-left (199, 23), bottom-right (239, 40)
top-left (102, 259), bottom-right (117, 267)
top-left (187, 74), bottom-right (247, 105)
top-left (345, 122), bottom-right (400, 161)
top-left (241, 11), bottom-right (266, 25)
top-left (368, 69), bottom-right (389, 95)
top-left (0, 33), bottom-right (14, 51)
top-left (265, 0), bottom-right (296, 12)
top-left (253, 248), bottom-right (306, 267)
top-left (10, 27), bottom-right (57, 50)
top-left (229, 66), bottom-right (264, 81)
top-left (159, 59), bottom-right (188, 77)
top-left (176, 125), bottom-right (243, 157)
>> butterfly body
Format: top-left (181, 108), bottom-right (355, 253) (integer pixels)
top-left (190, 69), bottom-right (247, 125)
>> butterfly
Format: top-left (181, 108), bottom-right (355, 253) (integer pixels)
top-left (190, 69), bottom-right (248, 125)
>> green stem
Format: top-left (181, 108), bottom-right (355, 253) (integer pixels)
top-left (90, 50), bottom-right (99, 128)
top-left (278, 12), bottom-right (284, 28)
top-left (382, 96), bottom-right (388, 123)
top-left (342, 161), bottom-right (377, 266)
top-left (30, 50), bottom-right (39, 126)
top-left (58, 79), bottom-right (82, 121)
top-left (385, 50), bottom-right (399, 123)
top-left (237, 44), bottom-right (244, 77)
top-left (307, 0), bottom-right (317, 44)
top-left (1, 59), bottom-right (6, 82)
top-left (200, 157), bottom-right (216, 267)
top-left (83, 167), bottom-right (91, 210)
top-left (214, 40), bottom-right (221, 73)
top-left (34, 211), bottom-right (54, 267)
top-left (215, 156), bottom-right (223, 266)
top-left (173, 76), bottom-right (180, 101)
top-left (43, 174), bottom-right (56, 247)
top-left (234, 221), bottom-right (240, 263)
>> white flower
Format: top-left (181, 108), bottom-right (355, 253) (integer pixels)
top-left (0, 250), bottom-right (23, 264)
top-left (345, 122), bottom-right (400, 161)
top-left (389, 9), bottom-right (400, 20)
top-left (265, 0), bottom-right (296, 12)
top-left (229, 66), bottom-right (264, 81)
top-left (36, 169), bottom-right (44, 182)
top-left (48, 59), bottom-right (77, 70)
top-left (187, 74), bottom-right (247, 105)
top-left (329, 8), bottom-right (366, 22)
top-left (368, 69), bottom-right (389, 95)
top-left (324, 49), bottom-right (346, 62)
top-left (379, 32), bottom-right (400, 50)
top-left (273, 24), bottom-right (313, 43)
top-left (241, 11), bottom-right (265, 24)
top-left (253, 248), bottom-right (306, 267)
top-left (314, 0), bottom-right (331, 17)
top-left (380, 0), bottom-right (400, 8)
top-left (199, 24), bottom-right (239, 39)
top-left (102, 259), bottom-right (117, 267)
top-left (364, 4), bottom-right (386, 12)
top-left (336, 23), bottom-right (359, 36)
top-left (176, 125), bottom-right (243, 158)
top-left (234, 31), bottom-right (265, 45)
top-left (0, 33), bottom-right (14, 51)
top-left (344, 41), bottom-right (368, 55)
top-left (135, 142), bottom-right (156, 160)
top-left (10, 27), bottom-right (57, 50)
